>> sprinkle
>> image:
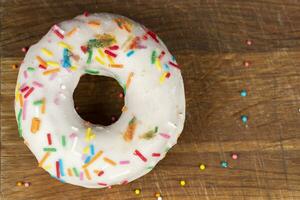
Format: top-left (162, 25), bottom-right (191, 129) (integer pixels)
top-left (121, 105), bottom-right (128, 112)
top-left (83, 150), bottom-right (103, 168)
top-left (121, 35), bottom-right (134, 49)
top-left (97, 49), bottom-right (105, 58)
top-left (109, 45), bottom-right (119, 50)
top-left (43, 147), bottom-right (56, 152)
top-left (241, 115), bottom-right (248, 123)
top-left (95, 56), bottom-right (105, 65)
top-left (152, 153), bottom-right (160, 157)
top-left (46, 61), bottom-right (60, 67)
top-left (109, 63), bottom-right (123, 68)
top-left (62, 48), bottom-right (71, 68)
top-left (19, 93), bottom-right (23, 107)
top-left (107, 55), bottom-right (115, 64)
top-left (81, 46), bottom-right (88, 53)
top-left (155, 193), bottom-right (161, 198)
top-left (126, 50), bottom-right (135, 57)
top-left (33, 99), bottom-right (43, 105)
top-left (58, 42), bottom-right (73, 50)
top-left (23, 71), bottom-right (28, 79)
top-left (151, 50), bottom-right (156, 64)
top-left (97, 170), bottom-right (104, 176)
top-left (83, 11), bottom-right (89, 17)
top-left (147, 31), bottom-right (159, 43)
top-left (169, 61), bottom-right (180, 69)
top-left (12, 64), bottom-right (18, 69)
top-left (97, 182), bottom-right (107, 186)
top-left (88, 20), bottom-right (101, 27)
top-left (159, 72), bottom-right (168, 84)
top-left (72, 167), bottom-right (79, 177)
top-left (41, 48), bottom-right (53, 57)
top-left (22, 47), bottom-right (28, 53)
top-left (38, 152), bottom-right (50, 167)
top-left (56, 161), bottom-right (60, 178)
top-left (199, 164), bottom-right (206, 170)
top-left (47, 133), bottom-right (52, 145)
top-left (140, 129), bottom-right (157, 140)
top-left (231, 153), bottom-right (238, 160)
top-left (103, 157), bottom-right (117, 166)
top-left (20, 86), bottom-right (29, 93)
top-left (134, 188), bottom-right (141, 195)
top-left (84, 156), bottom-right (91, 163)
top-left (33, 81), bottom-right (43, 87)
top-left (24, 182), bottom-right (31, 187)
top-left (70, 66), bottom-right (77, 71)
top-left (80, 172), bottom-right (84, 180)
top-left (84, 168), bottom-right (91, 180)
top-left (134, 149), bottom-right (147, 162)
top-left (90, 145), bottom-right (95, 155)
top-left (220, 161), bottom-right (229, 168)
top-left (61, 135), bottom-right (66, 147)
top-left (36, 56), bottom-right (47, 67)
top-left (119, 160), bottom-right (130, 165)
top-left (22, 101), bottom-right (27, 120)
top-left (41, 98), bottom-right (46, 114)
top-left (27, 67), bottom-right (35, 72)
top-left (39, 64), bottom-right (47, 69)
top-left (87, 49), bottom-right (93, 64)
top-left (43, 68), bottom-right (60, 75)
top-left (180, 180), bottom-right (186, 186)
top-left (163, 64), bottom-right (170, 71)
top-left (17, 109), bottom-right (22, 137)
top-left (155, 58), bottom-right (162, 71)
top-left (240, 89), bottom-right (247, 97)
top-left (52, 25), bottom-right (64, 39)
top-left (58, 159), bottom-right (65, 176)
top-left (243, 61), bottom-right (251, 67)
top-left (104, 49), bottom-right (117, 58)
top-left (16, 181), bottom-right (23, 186)
top-left (67, 168), bottom-right (73, 176)
top-left (123, 116), bottom-right (137, 142)
top-left (159, 133), bottom-right (171, 139)
top-left (158, 51), bottom-right (166, 60)
top-left (121, 180), bottom-right (128, 185)
top-left (246, 39), bottom-right (253, 46)
top-left (125, 72), bottom-right (134, 91)
top-left (65, 27), bottom-right (78, 37)
top-left (30, 117), bottom-right (40, 133)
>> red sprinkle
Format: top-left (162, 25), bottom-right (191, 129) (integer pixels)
top-left (39, 64), bottom-right (47, 70)
top-left (243, 61), bottom-right (251, 67)
top-left (24, 87), bottom-right (34, 98)
top-left (97, 171), bottom-right (104, 176)
top-left (134, 150), bottom-right (147, 162)
top-left (97, 182), bottom-right (107, 186)
top-left (104, 49), bottom-right (117, 58)
top-left (166, 72), bottom-right (171, 78)
top-left (56, 161), bottom-right (60, 178)
top-left (47, 133), bottom-right (52, 145)
top-left (21, 47), bottom-right (28, 53)
top-left (147, 31), bottom-right (159, 43)
top-left (121, 180), bottom-right (128, 185)
top-left (20, 86), bottom-right (29, 93)
top-left (53, 29), bottom-right (64, 39)
top-left (158, 51), bottom-right (165, 60)
top-left (169, 61), bottom-right (180, 69)
top-left (83, 11), bottom-right (89, 17)
top-left (108, 45), bottom-right (119, 50)
top-left (81, 46), bottom-right (88, 54)
top-left (152, 153), bottom-right (161, 157)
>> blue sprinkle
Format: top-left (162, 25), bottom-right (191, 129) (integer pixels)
top-left (240, 89), bottom-right (247, 97)
top-left (59, 159), bottom-right (65, 176)
top-left (220, 161), bottom-right (228, 168)
top-left (84, 156), bottom-right (91, 164)
top-left (126, 50), bottom-right (135, 57)
top-left (62, 48), bottom-right (71, 68)
top-left (241, 115), bottom-right (248, 123)
top-left (90, 144), bottom-right (95, 155)
top-left (171, 56), bottom-right (176, 61)
top-left (163, 64), bottom-right (170, 71)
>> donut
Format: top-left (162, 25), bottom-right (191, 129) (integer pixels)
top-left (15, 13), bottom-right (185, 188)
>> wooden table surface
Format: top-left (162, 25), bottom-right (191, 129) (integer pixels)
top-left (1, 0), bottom-right (300, 199)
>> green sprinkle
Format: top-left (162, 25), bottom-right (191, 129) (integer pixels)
top-left (27, 67), bottom-right (35, 71)
top-left (43, 147), bottom-right (57, 152)
top-left (62, 135), bottom-right (66, 147)
top-left (33, 99), bottom-right (43, 105)
top-left (123, 84), bottom-right (127, 95)
top-left (146, 166), bottom-right (154, 170)
top-left (140, 130), bottom-right (156, 140)
top-left (73, 167), bottom-right (79, 177)
top-left (87, 49), bottom-right (93, 64)
top-left (17, 109), bottom-right (22, 137)
top-left (151, 50), bottom-right (156, 64)
top-left (87, 35), bottom-right (115, 48)
top-left (85, 69), bottom-right (99, 75)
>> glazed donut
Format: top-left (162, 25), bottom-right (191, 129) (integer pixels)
top-left (15, 13), bottom-right (185, 188)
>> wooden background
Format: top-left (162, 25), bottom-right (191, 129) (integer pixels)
top-left (1, 0), bottom-right (300, 199)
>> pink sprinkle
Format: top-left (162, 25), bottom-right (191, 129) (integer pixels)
top-left (98, 182), bottom-right (107, 186)
top-left (158, 51), bottom-right (165, 60)
top-left (119, 160), bottom-right (130, 165)
top-left (108, 45), bottom-right (119, 50)
top-left (24, 87), bottom-right (34, 98)
top-left (23, 71), bottom-right (28, 79)
top-left (169, 61), bottom-right (180, 69)
top-left (20, 86), bottom-right (29, 93)
top-left (69, 133), bottom-right (77, 139)
top-left (104, 49), bottom-right (117, 58)
top-left (152, 153), bottom-right (161, 157)
top-left (22, 100), bottom-right (27, 120)
top-left (121, 180), bottom-right (128, 185)
top-left (134, 150), bottom-right (147, 162)
top-left (159, 133), bottom-right (171, 139)
top-left (147, 31), bottom-right (159, 43)
top-left (33, 81), bottom-right (43, 87)
top-left (80, 172), bottom-right (84, 180)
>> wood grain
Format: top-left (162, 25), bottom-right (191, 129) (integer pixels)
top-left (1, 0), bottom-right (300, 199)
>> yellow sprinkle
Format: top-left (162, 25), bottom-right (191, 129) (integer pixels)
top-left (159, 72), bottom-right (168, 84)
top-left (43, 68), bottom-right (60, 75)
top-left (84, 168), bottom-right (92, 180)
top-left (46, 61), bottom-right (60, 67)
top-left (180, 180), bottom-right (186, 186)
top-left (41, 98), bottom-right (46, 114)
top-left (126, 72), bottom-right (134, 89)
top-left (67, 168), bottom-right (73, 176)
top-left (41, 48), bottom-right (53, 57)
top-left (103, 157), bottom-right (117, 166)
top-left (38, 152), bottom-right (50, 167)
top-left (65, 27), bottom-right (78, 37)
top-left (82, 150), bottom-right (103, 168)
top-left (83, 146), bottom-right (89, 154)
top-left (43, 165), bottom-right (52, 170)
top-left (107, 55), bottom-right (115, 64)
top-left (70, 66), bottom-right (77, 71)
top-left (58, 42), bottom-right (73, 50)
top-left (134, 189), bottom-right (141, 195)
top-left (155, 57), bottom-right (162, 71)
top-left (199, 164), bottom-right (206, 170)
top-left (85, 128), bottom-right (95, 141)
top-left (95, 56), bottom-right (106, 65)
top-left (97, 49), bottom-right (105, 58)
top-left (19, 93), bottom-right (23, 107)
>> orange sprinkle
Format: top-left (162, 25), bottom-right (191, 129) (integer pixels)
top-left (84, 168), bottom-right (92, 180)
top-left (36, 56), bottom-right (47, 67)
top-left (107, 55), bottom-right (115, 64)
top-left (31, 117), bottom-right (40, 133)
top-left (19, 93), bottom-right (23, 107)
top-left (109, 63), bottom-right (123, 68)
top-left (41, 98), bottom-right (46, 114)
top-left (126, 72), bottom-right (134, 89)
top-left (12, 64), bottom-right (18, 69)
top-left (103, 157), bottom-right (117, 166)
top-left (38, 152), bottom-right (50, 167)
top-left (67, 168), bottom-right (73, 176)
top-left (43, 68), bottom-right (60, 75)
top-left (65, 27), bottom-right (78, 37)
top-left (88, 21), bottom-right (101, 27)
top-left (123, 117), bottom-right (137, 142)
top-left (83, 150), bottom-right (103, 168)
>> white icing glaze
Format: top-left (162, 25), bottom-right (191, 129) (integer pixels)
top-left (15, 13), bottom-right (185, 188)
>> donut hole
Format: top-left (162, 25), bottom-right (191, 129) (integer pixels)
top-left (73, 74), bottom-right (124, 126)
